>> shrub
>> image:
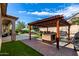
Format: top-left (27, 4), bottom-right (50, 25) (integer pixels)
top-left (21, 30), bottom-right (30, 34)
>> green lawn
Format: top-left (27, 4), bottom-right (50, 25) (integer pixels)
top-left (0, 41), bottom-right (43, 56)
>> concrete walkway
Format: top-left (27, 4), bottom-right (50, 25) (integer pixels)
top-left (2, 34), bottom-right (29, 42)
top-left (2, 34), bottom-right (36, 42)
top-left (21, 39), bottom-right (78, 56)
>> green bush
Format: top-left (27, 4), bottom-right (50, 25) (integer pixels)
top-left (15, 30), bottom-right (19, 33)
top-left (21, 30), bottom-right (30, 34)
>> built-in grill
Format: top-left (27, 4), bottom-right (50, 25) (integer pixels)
top-left (41, 31), bottom-right (56, 44)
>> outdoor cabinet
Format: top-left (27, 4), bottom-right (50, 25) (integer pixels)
top-left (42, 32), bottom-right (56, 44)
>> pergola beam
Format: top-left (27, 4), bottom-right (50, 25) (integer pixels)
top-left (28, 15), bottom-right (63, 25)
top-left (30, 19), bottom-right (70, 27)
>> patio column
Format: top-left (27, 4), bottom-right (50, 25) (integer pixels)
top-left (11, 19), bottom-right (16, 41)
top-left (0, 5), bottom-right (2, 51)
top-left (29, 25), bottom-right (32, 40)
top-left (56, 19), bottom-right (60, 49)
top-left (68, 25), bottom-right (70, 42)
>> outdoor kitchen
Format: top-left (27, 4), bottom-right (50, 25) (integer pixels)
top-left (41, 31), bottom-right (56, 44)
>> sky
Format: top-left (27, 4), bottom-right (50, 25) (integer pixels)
top-left (7, 3), bottom-right (79, 25)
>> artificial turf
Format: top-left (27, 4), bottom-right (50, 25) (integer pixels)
top-left (0, 41), bottom-right (43, 56)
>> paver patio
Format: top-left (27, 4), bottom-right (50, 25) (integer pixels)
top-left (21, 39), bottom-right (78, 56)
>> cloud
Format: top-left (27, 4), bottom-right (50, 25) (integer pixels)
top-left (55, 5), bottom-right (79, 17)
top-left (42, 8), bottom-right (52, 12)
top-left (18, 11), bottom-right (27, 13)
top-left (27, 11), bottom-right (53, 16)
top-left (36, 17), bottom-right (42, 20)
top-left (26, 4), bottom-right (79, 18)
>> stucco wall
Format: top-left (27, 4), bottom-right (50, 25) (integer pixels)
top-left (39, 26), bottom-right (68, 33)
top-left (70, 25), bottom-right (79, 37)
top-left (39, 25), bottom-right (79, 37)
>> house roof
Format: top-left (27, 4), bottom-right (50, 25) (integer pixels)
top-left (67, 13), bottom-right (79, 21)
top-left (67, 13), bottom-right (79, 24)
top-left (28, 15), bottom-right (70, 27)
top-left (1, 3), bottom-right (18, 20)
top-left (0, 3), bottom-right (18, 25)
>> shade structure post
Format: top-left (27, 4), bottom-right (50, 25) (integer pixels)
top-left (47, 27), bottom-right (48, 32)
top-left (29, 25), bottom-right (32, 40)
top-left (56, 19), bottom-right (60, 49)
top-left (68, 25), bottom-right (70, 42)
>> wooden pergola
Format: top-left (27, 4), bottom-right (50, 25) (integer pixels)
top-left (28, 15), bottom-right (71, 49)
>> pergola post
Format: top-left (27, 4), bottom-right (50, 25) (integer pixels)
top-left (47, 27), bottom-right (48, 32)
top-left (29, 25), bottom-right (32, 40)
top-left (56, 19), bottom-right (60, 49)
top-left (0, 5), bottom-right (2, 51)
top-left (68, 25), bottom-right (70, 42)
top-left (11, 19), bottom-right (16, 41)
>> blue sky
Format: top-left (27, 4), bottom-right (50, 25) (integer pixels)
top-left (7, 3), bottom-right (79, 25)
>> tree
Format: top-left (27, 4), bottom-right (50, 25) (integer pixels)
top-left (72, 17), bottom-right (79, 25)
top-left (16, 21), bottom-right (25, 33)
